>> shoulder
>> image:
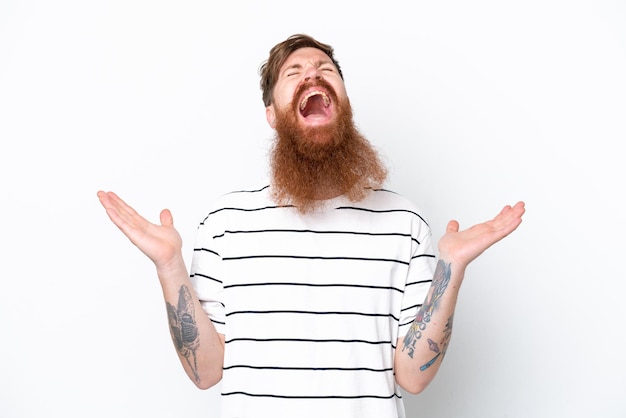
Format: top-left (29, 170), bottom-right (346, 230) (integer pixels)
top-left (197, 185), bottom-right (275, 223)
top-left (205, 185), bottom-right (276, 211)
top-left (213, 185), bottom-right (274, 208)
top-left (352, 188), bottom-right (431, 227)
top-left (358, 188), bottom-right (424, 212)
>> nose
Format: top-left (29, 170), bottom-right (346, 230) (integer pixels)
top-left (303, 66), bottom-right (322, 82)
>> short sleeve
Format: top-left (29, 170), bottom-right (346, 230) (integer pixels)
top-left (189, 215), bottom-right (226, 335)
top-left (397, 212), bottom-right (436, 338)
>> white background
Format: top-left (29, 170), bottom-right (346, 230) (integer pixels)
top-left (1, 1), bottom-right (624, 417)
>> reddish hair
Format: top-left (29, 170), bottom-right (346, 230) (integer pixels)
top-left (259, 34), bottom-right (344, 107)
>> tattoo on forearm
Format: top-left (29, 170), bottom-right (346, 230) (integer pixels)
top-left (402, 260), bottom-right (452, 362)
top-left (166, 285), bottom-right (200, 382)
top-left (420, 315), bottom-right (454, 371)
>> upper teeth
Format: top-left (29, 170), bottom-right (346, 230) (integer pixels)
top-left (300, 91), bottom-right (330, 110)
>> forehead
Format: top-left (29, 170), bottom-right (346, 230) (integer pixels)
top-left (281, 47), bottom-right (334, 70)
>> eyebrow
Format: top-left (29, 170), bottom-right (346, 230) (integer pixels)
top-left (281, 59), bottom-right (334, 75)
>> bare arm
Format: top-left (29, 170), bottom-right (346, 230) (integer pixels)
top-left (394, 201), bottom-right (526, 393)
top-left (97, 191), bottom-right (225, 389)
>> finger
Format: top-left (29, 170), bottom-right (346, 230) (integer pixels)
top-left (506, 202), bottom-right (525, 228)
top-left (98, 191), bottom-right (127, 216)
top-left (97, 190), bottom-right (113, 209)
top-left (105, 191), bottom-right (138, 217)
top-left (491, 202), bottom-right (525, 237)
top-left (493, 201), bottom-right (524, 225)
top-left (103, 205), bottom-right (129, 232)
top-left (102, 191), bottom-right (149, 229)
top-left (502, 201), bottom-right (525, 225)
top-left (98, 195), bottom-right (132, 234)
top-left (160, 209), bottom-right (174, 227)
top-left (98, 191), bottom-right (149, 237)
top-left (513, 201), bottom-right (526, 217)
top-left (97, 191), bottom-right (125, 227)
top-left (446, 220), bottom-right (460, 234)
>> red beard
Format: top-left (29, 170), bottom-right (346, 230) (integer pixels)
top-left (270, 80), bottom-right (387, 213)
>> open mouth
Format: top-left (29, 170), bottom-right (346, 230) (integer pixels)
top-left (299, 90), bottom-right (331, 118)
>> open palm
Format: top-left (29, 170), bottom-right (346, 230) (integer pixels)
top-left (438, 201), bottom-right (525, 268)
top-left (97, 191), bottom-right (183, 271)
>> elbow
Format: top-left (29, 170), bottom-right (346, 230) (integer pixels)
top-left (192, 370), bottom-right (222, 390)
top-left (194, 379), bottom-right (217, 391)
top-left (399, 380), bottom-right (428, 395)
top-left (395, 371), bottom-right (431, 395)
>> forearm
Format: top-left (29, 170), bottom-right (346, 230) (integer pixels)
top-left (157, 258), bottom-right (225, 389)
top-left (394, 201), bottom-right (525, 393)
top-left (394, 259), bottom-right (464, 393)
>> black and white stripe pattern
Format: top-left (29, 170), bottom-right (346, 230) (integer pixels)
top-left (190, 186), bottom-right (435, 418)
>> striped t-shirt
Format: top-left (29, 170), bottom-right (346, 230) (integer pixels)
top-left (190, 186), bottom-right (435, 418)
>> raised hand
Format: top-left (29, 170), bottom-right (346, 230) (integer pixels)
top-left (437, 201), bottom-right (526, 268)
top-left (97, 191), bottom-right (184, 272)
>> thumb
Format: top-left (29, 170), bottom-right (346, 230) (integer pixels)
top-left (446, 220), bottom-right (459, 234)
top-left (160, 209), bottom-right (174, 227)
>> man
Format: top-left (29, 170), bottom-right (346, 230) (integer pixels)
top-left (97, 34), bottom-right (525, 418)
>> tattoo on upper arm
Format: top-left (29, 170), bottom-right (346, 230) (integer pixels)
top-left (166, 285), bottom-right (200, 382)
top-left (401, 260), bottom-right (452, 363)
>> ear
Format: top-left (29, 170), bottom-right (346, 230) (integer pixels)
top-left (266, 106), bottom-right (276, 128)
